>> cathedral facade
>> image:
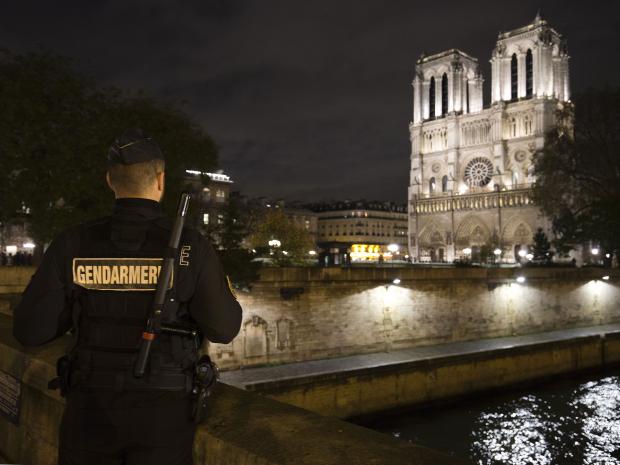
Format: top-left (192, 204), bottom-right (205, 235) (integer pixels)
top-left (408, 14), bottom-right (570, 262)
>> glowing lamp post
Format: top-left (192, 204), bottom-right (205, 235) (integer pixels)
top-left (268, 239), bottom-right (281, 258)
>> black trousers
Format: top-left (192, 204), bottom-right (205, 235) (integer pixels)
top-left (58, 390), bottom-right (196, 465)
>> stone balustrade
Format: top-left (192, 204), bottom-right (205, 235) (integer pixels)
top-left (411, 186), bottom-right (534, 215)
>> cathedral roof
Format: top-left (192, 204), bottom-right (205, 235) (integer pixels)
top-left (497, 13), bottom-right (561, 41)
top-left (416, 48), bottom-right (478, 65)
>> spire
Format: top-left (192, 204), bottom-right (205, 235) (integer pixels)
top-left (534, 10), bottom-right (542, 23)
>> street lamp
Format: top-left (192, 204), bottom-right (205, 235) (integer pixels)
top-left (516, 276), bottom-right (526, 284)
top-left (268, 239), bottom-right (281, 248)
top-left (493, 248), bottom-right (502, 256)
top-left (526, 253), bottom-right (534, 261)
top-left (308, 250), bottom-right (317, 256)
top-left (463, 247), bottom-right (472, 255)
top-left (591, 247), bottom-right (599, 255)
top-left (518, 249), bottom-right (527, 258)
top-left (387, 244), bottom-right (399, 253)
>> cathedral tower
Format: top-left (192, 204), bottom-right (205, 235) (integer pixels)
top-left (491, 13), bottom-right (570, 103)
top-left (408, 15), bottom-right (569, 264)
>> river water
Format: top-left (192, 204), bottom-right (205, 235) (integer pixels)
top-left (361, 368), bottom-right (620, 465)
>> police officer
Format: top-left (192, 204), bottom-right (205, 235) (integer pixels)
top-left (13, 128), bottom-right (243, 465)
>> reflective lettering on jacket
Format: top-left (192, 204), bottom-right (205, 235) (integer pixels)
top-left (72, 258), bottom-right (173, 291)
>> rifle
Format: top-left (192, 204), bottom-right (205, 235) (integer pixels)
top-left (133, 192), bottom-right (191, 378)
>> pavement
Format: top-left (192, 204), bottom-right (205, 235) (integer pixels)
top-left (220, 323), bottom-right (620, 389)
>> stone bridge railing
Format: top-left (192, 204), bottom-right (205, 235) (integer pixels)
top-left (0, 311), bottom-right (466, 464)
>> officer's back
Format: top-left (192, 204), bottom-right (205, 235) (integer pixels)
top-left (13, 129), bottom-right (243, 465)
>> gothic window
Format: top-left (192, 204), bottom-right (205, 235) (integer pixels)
top-left (429, 177), bottom-right (436, 194)
top-left (442, 175), bottom-right (448, 192)
top-left (511, 53), bottom-right (518, 101)
top-left (512, 170), bottom-right (519, 186)
top-left (523, 114), bottom-right (533, 135)
top-left (526, 49), bottom-right (533, 98)
top-left (429, 77), bottom-right (436, 119)
top-left (464, 157), bottom-right (493, 187)
top-left (466, 81), bottom-right (470, 113)
top-left (441, 73), bottom-right (448, 116)
top-left (510, 117), bottom-right (517, 138)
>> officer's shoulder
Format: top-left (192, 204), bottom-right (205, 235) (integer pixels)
top-left (51, 217), bottom-right (110, 251)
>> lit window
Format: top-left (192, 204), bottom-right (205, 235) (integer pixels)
top-left (216, 190), bottom-right (226, 203)
top-left (217, 214), bottom-right (224, 224)
top-left (203, 213), bottom-right (209, 224)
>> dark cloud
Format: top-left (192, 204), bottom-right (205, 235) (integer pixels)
top-left (2, 0), bottom-right (619, 202)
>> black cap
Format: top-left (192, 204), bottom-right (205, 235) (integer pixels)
top-left (107, 128), bottom-right (165, 165)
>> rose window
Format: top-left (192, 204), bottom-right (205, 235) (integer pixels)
top-left (464, 157), bottom-right (493, 187)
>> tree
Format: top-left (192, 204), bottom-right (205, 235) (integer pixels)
top-left (532, 88), bottom-right (620, 260)
top-left (530, 228), bottom-right (553, 264)
top-left (217, 198), bottom-right (261, 289)
top-left (0, 49), bottom-right (218, 250)
top-left (248, 209), bottom-right (313, 266)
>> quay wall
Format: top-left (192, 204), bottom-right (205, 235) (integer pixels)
top-left (241, 330), bottom-right (620, 419)
top-left (2, 266), bottom-right (620, 369)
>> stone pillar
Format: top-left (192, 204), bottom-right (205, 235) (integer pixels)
top-left (491, 55), bottom-right (500, 103)
top-left (412, 75), bottom-right (423, 124)
top-left (421, 81), bottom-right (430, 120)
top-left (452, 66), bottom-right (463, 113)
top-left (502, 57), bottom-right (512, 101)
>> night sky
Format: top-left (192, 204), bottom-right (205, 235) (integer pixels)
top-left (2, 1), bottom-right (619, 203)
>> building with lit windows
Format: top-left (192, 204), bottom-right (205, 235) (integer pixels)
top-left (184, 170), bottom-right (234, 233)
top-left (409, 14), bottom-right (570, 263)
top-left (311, 200), bottom-right (408, 265)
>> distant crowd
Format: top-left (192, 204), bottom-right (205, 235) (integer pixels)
top-left (1, 252), bottom-right (34, 266)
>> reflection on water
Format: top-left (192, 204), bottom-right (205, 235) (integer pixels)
top-left (363, 371), bottom-right (620, 465)
top-left (471, 395), bottom-right (561, 465)
top-left (570, 377), bottom-right (620, 464)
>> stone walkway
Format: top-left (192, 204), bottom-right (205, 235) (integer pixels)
top-left (221, 323), bottom-right (620, 388)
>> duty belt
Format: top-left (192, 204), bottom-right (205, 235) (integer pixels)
top-left (74, 370), bottom-right (192, 392)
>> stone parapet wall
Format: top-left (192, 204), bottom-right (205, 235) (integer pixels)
top-left (0, 314), bottom-right (466, 465)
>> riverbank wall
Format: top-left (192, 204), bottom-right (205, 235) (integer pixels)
top-left (222, 324), bottom-right (620, 419)
top-left (2, 266), bottom-right (620, 370)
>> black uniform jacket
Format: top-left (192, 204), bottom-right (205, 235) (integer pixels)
top-left (13, 198), bottom-right (243, 348)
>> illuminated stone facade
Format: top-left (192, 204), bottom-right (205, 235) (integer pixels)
top-left (313, 201), bottom-right (408, 264)
top-left (408, 14), bottom-right (570, 262)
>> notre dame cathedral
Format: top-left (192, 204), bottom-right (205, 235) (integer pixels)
top-left (408, 13), bottom-right (571, 263)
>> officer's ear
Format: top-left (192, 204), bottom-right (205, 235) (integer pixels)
top-left (157, 171), bottom-right (165, 192)
top-left (105, 171), bottom-right (115, 192)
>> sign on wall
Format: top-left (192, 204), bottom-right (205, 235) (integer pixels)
top-left (0, 369), bottom-right (22, 425)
